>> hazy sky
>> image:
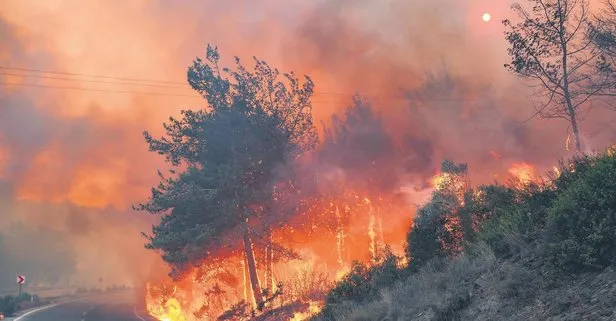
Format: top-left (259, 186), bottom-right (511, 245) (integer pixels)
top-left (1, 0), bottom-right (615, 286)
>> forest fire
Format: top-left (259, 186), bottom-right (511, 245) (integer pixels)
top-left (142, 158), bottom-right (550, 321)
top-left (142, 187), bottom-right (415, 320)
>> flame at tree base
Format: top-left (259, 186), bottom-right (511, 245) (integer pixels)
top-left (145, 283), bottom-right (187, 321)
top-left (290, 301), bottom-right (323, 321)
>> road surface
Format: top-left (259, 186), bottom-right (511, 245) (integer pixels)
top-left (14, 291), bottom-right (156, 321)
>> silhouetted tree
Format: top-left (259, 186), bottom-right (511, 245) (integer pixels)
top-left (588, 0), bottom-right (616, 107)
top-left (136, 44), bottom-right (317, 309)
top-left (503, 0), bottom-right (606, 152)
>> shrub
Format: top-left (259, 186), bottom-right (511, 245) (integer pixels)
top-left (477, 183), bottom-right (556, 258)
top-left (319, 248), bottom-right (404, 320)
top-left (545, 152), bottom-right (616, 275)
top-left (16, 293), bottom-right (31, 303)
top-left (406, 191), bottom-right (461, 271)
top-left (283, 266), bottom-right (331, 303)
top-left (0, 296), bottom-right (17, 317)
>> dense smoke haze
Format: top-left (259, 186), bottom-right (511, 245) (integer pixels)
top-left (1, 0), bottom-right (616, 295)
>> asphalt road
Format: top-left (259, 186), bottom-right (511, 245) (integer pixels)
top-left (14, 291), bottom-right (156, 321)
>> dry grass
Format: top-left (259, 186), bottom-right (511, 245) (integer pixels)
top-left (323, 243), bottom-right (498, 321)
top-left (280, 265), bottom-right (332, 304)
top-left (316, 241), bottom-right (616, 321)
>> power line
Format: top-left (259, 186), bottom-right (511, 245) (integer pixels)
top-left (0, 65), bottom-right (412, 100)
top-left (0, 66), bottom-right (186, 85)
top-left (0, 81), bottom-right (202, 98)
top-left (2, 81), bottom-right (483, 105)
top-left (0, 72), bottom-right (190, 89)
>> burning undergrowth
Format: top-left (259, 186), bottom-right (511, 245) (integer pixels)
top-left (142, 86), bottom-right (549, 320)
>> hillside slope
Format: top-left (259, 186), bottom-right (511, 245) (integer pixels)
top-left (313, 146), bottom-right (616, 321)
top-left (328, 244), bottom-right (616, 321)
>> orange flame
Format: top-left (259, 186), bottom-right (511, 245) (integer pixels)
top-left (507, 162), bottom-right (537, 184)
top-left (145, 283), bottom-right (186, 321)
top-left (290, 301), bottom-right (323, 321)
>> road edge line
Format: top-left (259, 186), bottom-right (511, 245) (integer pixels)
top-left (14, 296), bottom-right (95, 321)
top-left (133, 305), bottom-right (146, 321)
top-left (14, 303), bottom-right (60, 321)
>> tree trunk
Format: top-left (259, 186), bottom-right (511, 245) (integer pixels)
top-left (264, 227), bottom-right (274, 293)
top-left (242, 230), bottom-right (264, 309)
top-left (569, 107), bottom-right (582, 152)
top-left (558, 12), bottom-right (582, 154)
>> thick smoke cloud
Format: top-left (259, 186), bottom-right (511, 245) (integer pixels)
top-left (0, 224), bottom-right (75, 288)
top-left (283, 0), bottom-right (616, 182)
top-left (1, 0), bottom-right (615, 291)
top-left (0, 15), bottom-right (166, 288)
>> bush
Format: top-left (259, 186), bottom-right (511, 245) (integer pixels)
top-left (15, 293), bottom-right (31, 303)
top-left (319, 248), bottom-right (404, 320)
top-left (478, 182), bottom-right (556, 258)
top-left (545, 152), bottom-right (616, 275)
top-left (324, 244), bottom-right (497, 321)
top-left (0, 296), bottom-right (17, 317)
top-left (406, 191), bottom-right (461, 271)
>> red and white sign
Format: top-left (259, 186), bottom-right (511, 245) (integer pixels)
top-left (16, 275), bottom-right (25, 285)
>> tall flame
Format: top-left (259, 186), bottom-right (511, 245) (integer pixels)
top-left (334, 204), bottom-right (345, 267)
top-left (364, 198), bottom-right (378, 262)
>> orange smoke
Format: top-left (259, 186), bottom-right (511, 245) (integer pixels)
top-left (2, 0), bottom-right (616, 319)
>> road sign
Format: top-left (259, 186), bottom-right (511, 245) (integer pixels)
top-left (17, 275), bottom-right (25, 285)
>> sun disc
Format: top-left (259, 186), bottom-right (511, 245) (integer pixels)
top-left (482, 12), bottom-right (491, 22)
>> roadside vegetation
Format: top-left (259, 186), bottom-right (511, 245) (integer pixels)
top-left (311, 146), bottom-right (616, 320)
top-left (0, 292), bottom-right (42, 318)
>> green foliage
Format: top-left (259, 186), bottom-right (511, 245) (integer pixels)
top-left (136, 44), bottom-right (317, 275)
top-left (406, 191), bottom-right (459, 270)
top-left (478, 183), bottom-right (556, 257)
top-left (319, 248), bottom-right (404, 320)
top-left (0, 295), bottom-right (17, 316)
top-left (545, 152), bottom-right (616, 274)
top-left (458, 184), bottom-right (518, 244)
top-left (405, 159), bottom-right (468, 271)
top-left (314, 147), bottom-right (616, 320)
top-left (0, 292), bottom-right (39, 316)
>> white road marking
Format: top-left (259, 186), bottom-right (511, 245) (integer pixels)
top-left (133, 305), bottom-right (146, 321)
top-left (15, 296), bottom-right (97, 321)
top-left (80, 305), bottom-right (96, 321)
top-left (14, 303), bottom-right (60, 321)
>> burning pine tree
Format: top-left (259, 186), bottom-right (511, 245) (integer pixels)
top-left (136, 44), bottom-right (318, 316)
